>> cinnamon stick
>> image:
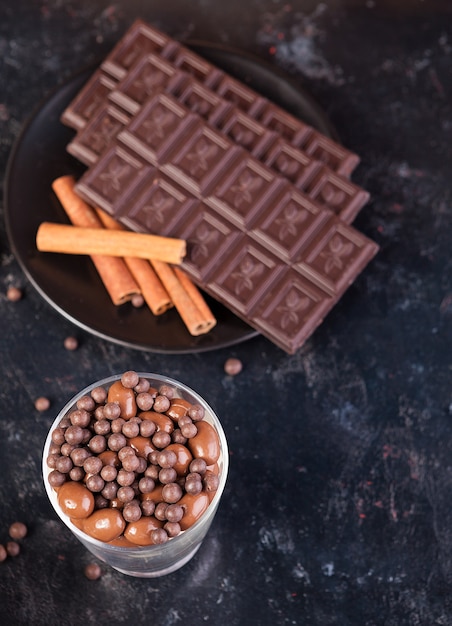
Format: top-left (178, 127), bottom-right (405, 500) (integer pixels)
top-left (53, 176), bottom-right (104, 228)
top-left (50, 175), bottom-right (215, 333)
top-left (97, 209), bottom-right (216, 332)
top-left (151, 260), bottom-right (217, 336)
top-left (51, 175), bottom-right (139, 305)
top-left (173, 266), bottom-right (217, 331)
top-left (96, 209), bottom-right (173, 316)
top-left (36, 223), bottom-right (186, 265)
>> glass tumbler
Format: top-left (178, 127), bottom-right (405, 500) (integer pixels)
top-left (42, 373), bottom-right (228, 577)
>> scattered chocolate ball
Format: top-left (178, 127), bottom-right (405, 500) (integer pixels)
top-left (164, 521), bottom-right (181, 537)
top-left (189, 458), bottom-right (207, 476)
top-left (131, 294), bottom-right (144, 308)
top-left (6, 285), bottom-right (22, 302)
top-left (6, 541), bottom-right (20, 557)
top-left (224, 357), bottom-right (243, 376)
top-left (151, 528), bottom-right (168, 544)
top-left (8, 521), bottom-right (27, 540)
top-left (91, 386), bottom-right (107, 404)
top-left (0, 545), bottom-right (7, 562)
top-left (35, 396), bottom-right (51, 412)
top-left (141, 500), bottom-right (155, 516)
top-left (153, 395), bottom-right (170, 413)
top-left (165, 504), bottom-right (183, 523)
top-left (84, 562), bottom-right (102, 580)
top-left (48, 470), bottom-right (67, 488)
top-left (64, 336), bottom-right (79, 351)
top-left (203, 471), bottom-right (220, 492)
top-left (134, 378), bottom-right (150, 394)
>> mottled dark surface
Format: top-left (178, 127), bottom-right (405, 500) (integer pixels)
top-left (1, 1), bottom-right (452, 625)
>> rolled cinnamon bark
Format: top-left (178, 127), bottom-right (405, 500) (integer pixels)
top-left (51, 175), bottom-right (139, 305)
top-left (36, 222), bottom-right (186, 265)
top-left (151, 260), bottom-right (217, 336)
top-left (97, 208), bottom-right (216, 334)
top-left (96, 209), bottom-right (173, 316)
top-left (173, 266), bottom-right (216, 333)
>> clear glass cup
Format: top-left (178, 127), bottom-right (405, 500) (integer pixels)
top-left (42, 373), bottom-right (228, 578)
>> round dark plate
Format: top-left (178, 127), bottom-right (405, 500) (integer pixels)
top-left (4, 43), bottom-right (336, 354)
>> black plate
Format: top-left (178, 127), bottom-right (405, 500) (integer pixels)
top-left (4, 43), bottom-right (337, 354)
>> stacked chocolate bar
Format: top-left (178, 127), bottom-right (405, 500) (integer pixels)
top-left (60, 19), bottom-right (378, 354)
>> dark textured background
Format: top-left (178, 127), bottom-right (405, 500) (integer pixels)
top-left (1, 1), bottom-right (452, 624)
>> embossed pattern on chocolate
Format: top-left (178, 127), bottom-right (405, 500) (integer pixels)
top-left (73, 89), bottom-right (378, 353)
top-left (67, 104), bottom-right (132, 166)
top-left (61, 20), bottom-right (361, 179)
top-left (65, 43), bottom-right (369, 224)
top-left (61, 71), bottom-right (117, 131)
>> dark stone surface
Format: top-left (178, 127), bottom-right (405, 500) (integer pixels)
top-left (1, 1), bottom-right (452, 624)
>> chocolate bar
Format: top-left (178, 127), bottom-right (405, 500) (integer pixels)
top-left (61, 19), bottom-right (360, 179)
top-left (73, 90), bottom-right (378, 354)
top-left (67, 51), bottom-right (369, 224)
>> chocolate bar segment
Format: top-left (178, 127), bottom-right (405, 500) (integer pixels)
top-left (301, 165), bottom-right (370, 225)
top-left (100, 20), bottom-right (179, 80)
top-left (67, 104), bottom-right (131, 166)
top-left (61, 70), bottom-right (117, 131)
top-left (171, 46), bottom-right (223, 88)
top-left (67, 58), bottom-right (369, 224)
top-left (108, 52), bottom-right (186, 115)
top-left (118, 92), bottom-right (202, 167)
top-left (74, 92), bottom-right (378, 353)
top-left (251, 269), bottom-right (334, 353)
top-left (255, 99), bottom-right (359, 176)
top-left (61, 19), bottom-right (361, 179)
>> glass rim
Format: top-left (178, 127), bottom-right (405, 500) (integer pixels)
top-left (42, 372), bottom-right (229, 555)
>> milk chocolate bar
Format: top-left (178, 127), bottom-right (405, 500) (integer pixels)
top-left (67, 52), bottom-right (369, 224)
top-left (74, 91), bottom-right (378, 353)
top-left (61, 19), bottom-right (360, 178)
